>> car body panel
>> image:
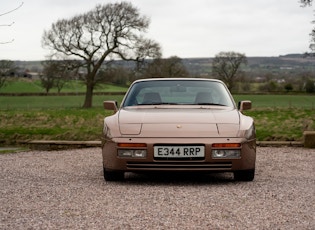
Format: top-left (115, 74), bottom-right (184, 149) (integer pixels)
top-left (117, 107), bottom-right (241, 137)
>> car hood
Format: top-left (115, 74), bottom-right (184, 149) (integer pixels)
top-left (117, 107), bottom-right (240, 137)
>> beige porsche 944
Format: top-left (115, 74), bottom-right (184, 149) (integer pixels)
top-left (102, 78), bottom-right (256, 181)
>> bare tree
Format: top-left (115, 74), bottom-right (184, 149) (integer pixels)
top-left (39, 75), bottom-right (54, 94)
top-left (0, 60), bottom-right (15, 89)
top-left (41, 60), bottom-right (76, 94)
top-left (311, 28), bottom-right (315, 53)
top-left (97, 66), bottom-right (132, 86)
top-left (42, 2), bottom-right (161, 108)
top-left (300, 0), bottom-right (315, 54)
top-left (300, 0), bottom-right (313, 7)
top-left (212, 51), bottom-right (247, 91)
top-left (142, 56), bottom-right (189, 78)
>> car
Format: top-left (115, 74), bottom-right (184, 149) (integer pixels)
top-left (101, 78), bottom-right (256, 181)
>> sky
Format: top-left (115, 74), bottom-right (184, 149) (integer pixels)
top-left (0, 0), bottom-right (314, 61)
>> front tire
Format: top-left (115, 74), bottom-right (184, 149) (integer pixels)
top-left (234, 169), bottom-right (255, 181)
top-left (103, 168), bottom-right (124, 181)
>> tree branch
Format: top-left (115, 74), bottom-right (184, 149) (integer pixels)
top-left (0, 2), bottom-right (24, 17)
top-left (0, 39), bottom-right (14, 44)
top-left (300, 0), bottom-right (313, 7)
top-left (0, 22), bottom-right (15, 27)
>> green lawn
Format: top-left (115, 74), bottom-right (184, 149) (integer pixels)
top-left (243, 109), bottom-right (314, 141)
top-left (1, 79), bottom-right (128, 93)
top-left (0, 95), bottom-right (125, 109)
top-left (234, 94), bottom-right (315, 109)
top-left (0, 108), bottom-right (110, 142)
top-left (0, 94), bottom-right (314, 110)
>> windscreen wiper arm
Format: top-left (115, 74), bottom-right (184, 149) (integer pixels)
top-left (140, 102), bottom-right (178, 105)
top-left (196, 103), bottom-right (226, 106)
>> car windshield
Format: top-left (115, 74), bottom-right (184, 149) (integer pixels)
top-left (122, 80), bottom-right (235, 108)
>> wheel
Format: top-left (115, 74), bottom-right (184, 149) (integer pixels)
top-left (234, 169), bottom-right (255, 181)
top-left (103, 168), bottom-right (124, 181)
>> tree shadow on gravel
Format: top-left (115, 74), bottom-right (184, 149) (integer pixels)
top-left (122, 172), bottom-right (235, 186)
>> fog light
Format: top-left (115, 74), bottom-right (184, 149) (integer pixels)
top-left (118, 149), bottom-right (147, 158)
top-left (133, 150), bottom-right (147, 158)
top-left (212, 149), bottom-right (241, 159)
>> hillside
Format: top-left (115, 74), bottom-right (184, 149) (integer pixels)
top-left (13, 54), bottom-right (315, 78)
top-left (183, 54), bottom-right (315, 77)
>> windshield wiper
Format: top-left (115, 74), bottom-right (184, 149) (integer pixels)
top-left (140, 102), bottom-right (179, 105)
top-left (195, 103), bottom-right (226, 106)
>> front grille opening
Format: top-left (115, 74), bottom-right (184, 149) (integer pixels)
top-left (126, 161), bottom-right (232, 170)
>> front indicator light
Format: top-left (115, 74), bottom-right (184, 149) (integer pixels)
top-left (212, 143), bottom-right (241, 148)
top-left (212, 149), bottom-right (241, 159)
top-left (118, 143), bottom-right (147, 148)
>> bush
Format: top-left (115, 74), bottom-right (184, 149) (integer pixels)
top-left (305, 80), bottom-right (315, 93)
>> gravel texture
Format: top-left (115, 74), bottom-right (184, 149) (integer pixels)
top-left (0, 147), bottom-right (314, 229)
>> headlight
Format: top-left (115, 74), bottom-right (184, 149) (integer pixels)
top-left (211, 143), bottom-right (241, 159)
top-left (118, 149), bottom-right (147, 158)
top-left (117, 143), bottom-right (147, 158)
top-left (212, 149), bottom-right (241, 159)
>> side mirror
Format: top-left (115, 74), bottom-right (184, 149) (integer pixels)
top-left (103, 101), bottom-right (118, 113)
top-left (238, 100), bottom-right (252, 112)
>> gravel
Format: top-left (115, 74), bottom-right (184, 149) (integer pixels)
top-left (0, 147), bottom-right (314, 229)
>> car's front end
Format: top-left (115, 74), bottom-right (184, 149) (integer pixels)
top-left (102, 78), bottom-right (256, 181)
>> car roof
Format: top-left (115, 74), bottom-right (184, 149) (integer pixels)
top-left (132, 78), bottom-right (224, 84)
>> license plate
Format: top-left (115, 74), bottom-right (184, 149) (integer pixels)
top-left (154, 146), bottom-right (205, 158)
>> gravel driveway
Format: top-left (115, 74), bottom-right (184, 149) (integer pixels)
top-left (0, 147), bottom-right (314, 229)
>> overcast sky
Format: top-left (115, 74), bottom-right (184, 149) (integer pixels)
top-left (0, 0), bottom-right (314, 60)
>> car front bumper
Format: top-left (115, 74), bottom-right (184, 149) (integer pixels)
top-left (102, 137), bottom-right (256, 173)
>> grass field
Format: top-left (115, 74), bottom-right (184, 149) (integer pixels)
top-left (0, 94), bottom-right (313, 109)
top-left (0, 95), bottom-right (125, 109)
top-left (236, 94), bottom-right (315, 109)
top-left (0, 80), bottom-right (314, 143)
top-left (0, 78), bottom-right (127, 93)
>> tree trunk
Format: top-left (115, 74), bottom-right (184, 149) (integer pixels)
top-left (83, 81), bottom-right (94, 108)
